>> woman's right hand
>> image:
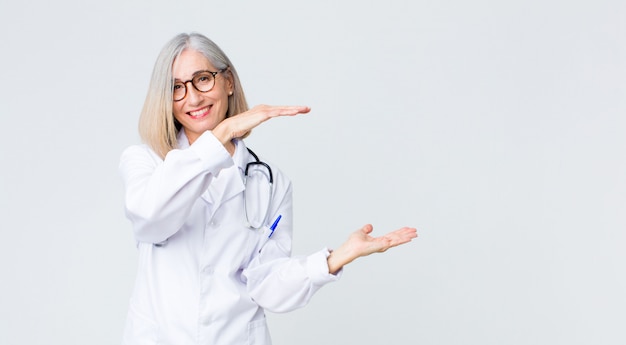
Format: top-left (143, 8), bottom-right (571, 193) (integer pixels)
top-left (213, 104), bottom-right (310, 146)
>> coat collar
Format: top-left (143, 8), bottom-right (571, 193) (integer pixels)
top-left (178, 129), bottom-right (248, 207)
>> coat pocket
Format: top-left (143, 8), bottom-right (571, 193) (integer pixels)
top-left (247, 317), bottom-right (271, 345)
top-left (122, 304), bottom-right (159, 345)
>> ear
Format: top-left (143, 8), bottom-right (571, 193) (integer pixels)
top-left (224, 69), bottom-right (235, 94)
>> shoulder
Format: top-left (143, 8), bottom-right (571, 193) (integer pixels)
top-left (119, 144), bottom-right (162, 171)
top-left (121, 143), bottom-right (160, 160)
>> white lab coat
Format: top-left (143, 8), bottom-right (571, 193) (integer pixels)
top-left (119, 129), bottom-right (340, 345)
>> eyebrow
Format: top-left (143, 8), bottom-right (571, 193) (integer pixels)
top-left (173, 70), bottom-right (213, 82)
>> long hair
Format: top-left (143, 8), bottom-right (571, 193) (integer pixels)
top-left (138, 33), bottom-right (249, 159)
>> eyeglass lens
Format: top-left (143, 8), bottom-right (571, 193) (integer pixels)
top-left (173, 72), bottom-right (216, 101)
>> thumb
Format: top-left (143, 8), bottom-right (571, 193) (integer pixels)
top-left (360, 224), bottom-right (374, 235)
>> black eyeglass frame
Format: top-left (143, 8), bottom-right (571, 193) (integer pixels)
top-left (172, 70), bottom-right (223, 102)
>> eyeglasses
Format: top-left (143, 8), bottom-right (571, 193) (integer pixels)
top-left (172, 70), bottom-right (222, 102)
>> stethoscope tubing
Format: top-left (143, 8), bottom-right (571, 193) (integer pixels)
top-left (243, 148), bottom-right (274, 229)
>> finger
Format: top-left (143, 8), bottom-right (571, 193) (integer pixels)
top-left (391, 227), bottom-right (418, 238)
top-left (270, 105), bottom-right (311, 117)
top-left (390, 230), bottom-right (417, 242)
top-left (253, 104), bottom-right (309, 115)
top-left (383, 228), bottom-right (417, 246)
top-left (285, 105), bottom-right (310, 113)
top-left (359, 224), bottom-right (374, 235)
top-left (275, 105), bottom-right (310, 112)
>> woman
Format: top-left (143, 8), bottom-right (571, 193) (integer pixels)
top-left (119, 32), bottom-right (417, 345)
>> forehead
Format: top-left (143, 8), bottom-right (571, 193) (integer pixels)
top-left (172, 49), bottom-right (217, 79)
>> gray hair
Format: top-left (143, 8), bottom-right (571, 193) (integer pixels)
top-left (138, 33), bottom-right (249, 159)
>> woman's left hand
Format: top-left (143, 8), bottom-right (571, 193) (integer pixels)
top-left (327, 224), bottom-right (418, 274)
top-left (213, 104), bottom-right (311, 146)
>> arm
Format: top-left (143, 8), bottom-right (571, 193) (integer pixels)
top-left (244, 222), bottom-right (417, 312)
top-left (242, 167), bottom-right (417, 312)
top-left (119, 132), bottom-right (232, 243)
top-left (242, 168), bottom-right (343, 313)
top-left (212, 105), bottom-right (311, 147)
top-left (120, 104), bottom-right (310, 244)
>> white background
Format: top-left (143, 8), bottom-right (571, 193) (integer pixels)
top-left (1, 1), bottom-right (625, 344)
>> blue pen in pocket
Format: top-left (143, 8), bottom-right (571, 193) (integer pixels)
top-left (268, 215), bottom-right (282, 238)
top-left (259, 215), bottom-right (282, 253)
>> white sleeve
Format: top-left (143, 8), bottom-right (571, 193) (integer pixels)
top-left (118, 132), bottom-right (232, 243)
top-left (241, 174), bottom-right (343, 313)
top-left (243, 248), bottom-right (343, 313)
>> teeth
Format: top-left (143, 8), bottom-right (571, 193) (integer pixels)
top-left (190, 106), bottom-right (210, 117)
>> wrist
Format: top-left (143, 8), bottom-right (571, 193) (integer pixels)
top-left (326, 246), bottom-right (356, 275)
top-left (212, 123), bottom-right (232, 147)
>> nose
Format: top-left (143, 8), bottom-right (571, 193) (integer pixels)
top-left (185, 82), bottom-right (203, 105)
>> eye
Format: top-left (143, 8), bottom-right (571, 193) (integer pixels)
top-left (173, 83), bottom-right (184, 90)
top-left (196, 75), bottom-right (211, 83)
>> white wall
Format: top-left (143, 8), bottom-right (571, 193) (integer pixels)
top-left (1, 1), bottom-right (624, 344)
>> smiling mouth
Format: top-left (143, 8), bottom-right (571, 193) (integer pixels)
top-left (188, 105), bottom-right (212, 118)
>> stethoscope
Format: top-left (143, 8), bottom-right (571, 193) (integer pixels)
top-left (155, 147), bottom-right (273, 247)
top-left (243, 148), bottom-right (274, 229)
